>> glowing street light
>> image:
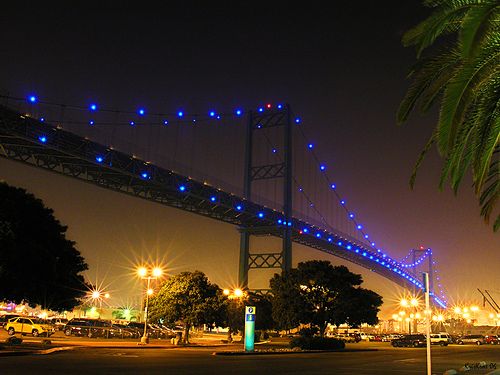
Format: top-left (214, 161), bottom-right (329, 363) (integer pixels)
top-left (223, 288), bottom-right (246, 342)
top-left (138, 267), bottom-right (162, 344)
top-left (89, 289), bottom-right (110, 318)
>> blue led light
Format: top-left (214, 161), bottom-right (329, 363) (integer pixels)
top-left (211, 197), bottom-right (216, 202)
top-left (28, 95), bottom-right (37, 103)
top-left (39, 136), bottom-right (47, 143)
top-left (130, 121), bottom-right (135, 125)
top-left (277, 104), bottom-right (282, 109)
top-left (357, 225), bottom-right (362, 230)
top-left (316, 233), bottom-right (321, 238)
top-left (40, 118), bottom-right (44, 121)
top-left (138, 108), bottom-right (146, 116)
top-left (303, 228), bottom-right (308, 233)
top-left (90, 121), bottom-right (94, 125)
top-left (209, 111), bottom-right (216, 117)
top-left (331, 184), bottom-right (335, 189)
top-left (142, 173), bottom-right (148, 178)
top-left (89, 103), bottom-right (98, 111)
top-left (177, 111), bottom-right (184, 117)
top-left (277, 219), bottom-right (282, 224)
top-left (308, 143), bottom-right (313, 148)
top-left (295, 118), bottom-right (300, 123)
top-left (236, 205), bottom-right (242, 210)
top-left (258, 213), bottom-right (264, 218)
top-left (179, 185), bottom-right (186, 192)
top-left (320, 165), bottom-right (325, 170)
top-left (272, 149), bottom-right (277, 153)
top-left (341, 200), bottom-right (345, 205)
top-left (235, 109), bottom-right (242, 115)
top-left (164, 120), bottom-right (168, 125)
top-left (349, 214), bottom-right (354, 218)
top-left (96, 156), bottom-right (103, 163)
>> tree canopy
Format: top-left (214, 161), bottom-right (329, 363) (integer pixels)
top-left (270, 260), bottom-right (383, 336)
top-left (0, 182), bottom-right (89, 311)
top-left (224, 291), bottom-right (273, 339)
top-left (398, 0), bottom-right (500, 231)
top-left (147, 270), bottom-right (227, 343)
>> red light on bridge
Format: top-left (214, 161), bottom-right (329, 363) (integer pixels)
top-left (267, 104), bottom-right (272, 108)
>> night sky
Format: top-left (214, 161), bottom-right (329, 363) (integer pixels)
top-left (2, 1), bottom-right (498, 319)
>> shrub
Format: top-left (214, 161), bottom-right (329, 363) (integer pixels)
top-left (289, 336), bottom-right (345, 350)
top-left (298, 327), bottom-right (319, 337)
top-left (254, 330), bottom-right (269, 342)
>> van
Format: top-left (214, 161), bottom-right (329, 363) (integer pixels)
top-left (430, 333), bottom-right (451, 346)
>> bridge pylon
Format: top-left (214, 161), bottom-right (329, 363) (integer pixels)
top-left (239, 104), bottom-right (293, 289)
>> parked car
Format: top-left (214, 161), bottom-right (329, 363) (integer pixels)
top-left (333, 333), bottom-right (359, 343)
top-left (127, 322), bottom-right (162, 339)
top-left (50, 318), bottom-right (69, 331)
top-left (112, 323), bottom-right (140, 339)
top-left (0, 314), bottom-right (20, 328)
top-left (382, 334), bottom-right (402, 342)
top-left (358, 332), bottom-right (375, 341)
top-left (64, 319), bottom-right (92, 336)
top-left (457, 334), bottom-right (485, 345)
top-left (391, 334), bottom-right (426, 348)
top-left (6, 316), bottom-right (55, 337)
top-left (485, 335), bottom-right (499, 345)
top-left (430, 333), bottom-right (452, 346)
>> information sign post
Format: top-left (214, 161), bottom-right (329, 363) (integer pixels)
top-left (244, 306), bottom-right (256, 351)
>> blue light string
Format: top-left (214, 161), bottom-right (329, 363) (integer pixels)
top-left (8, 92), bottom-right (448, 307)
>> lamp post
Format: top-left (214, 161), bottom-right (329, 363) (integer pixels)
top-left (138, 267), bottom-right (162, 345)
top-left (223, 288), bottom-right (245, 343)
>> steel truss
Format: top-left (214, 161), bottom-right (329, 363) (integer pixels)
top-left (0, 104), bottom-right (433, 299)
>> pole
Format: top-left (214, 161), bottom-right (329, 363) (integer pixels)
top-left (424, 272), bottom-right (431, 375)
top-left (141, 277), bottom-right (150, 344)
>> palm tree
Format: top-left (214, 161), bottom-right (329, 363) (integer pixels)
top-left (398, 0), bottom-right (500, 231)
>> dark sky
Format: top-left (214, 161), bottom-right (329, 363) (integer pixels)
top-left (2, 1), bottom-right (498, 319)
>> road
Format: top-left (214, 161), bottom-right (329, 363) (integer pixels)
top-left (2, 330), bottom-right (500, 375)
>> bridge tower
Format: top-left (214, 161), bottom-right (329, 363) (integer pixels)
top-left (239, 104), bottom-right (293, 288)
top-left (411, 248), bottom-right (434, 296)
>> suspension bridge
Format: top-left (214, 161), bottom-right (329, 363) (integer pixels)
top-left (0, 93), bottom-right (447, 308)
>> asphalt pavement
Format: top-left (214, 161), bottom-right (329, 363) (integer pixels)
top-left (0, 327), bottom-right (250, 356)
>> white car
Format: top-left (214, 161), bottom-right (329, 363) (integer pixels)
top-left (430, 333), bottom-right (452, 346)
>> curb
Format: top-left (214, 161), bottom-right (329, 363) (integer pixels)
top-left (213, 348), bottom-right (379, 356)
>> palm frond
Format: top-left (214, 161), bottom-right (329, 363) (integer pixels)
top-left (436, 40), bottom-right (496, 155)
top-left (403, 2), bottom-right (472, 58)
top-left (410, 130), bottom-right (437, 189)
top-left (397, 43), bottom-right (462, 125)
top-left (461, 3), bottom-right (500, 57)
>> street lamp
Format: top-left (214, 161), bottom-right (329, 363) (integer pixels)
top-left (223, 288), bottom-right (246, 342)
top-left (90, 289), bottom-right (110, 318)
top-left (138, 267), bottom-right (162, 344)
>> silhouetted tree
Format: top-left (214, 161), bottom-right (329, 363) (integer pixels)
top-left (0, 182), bottom-right (89, 311)
top-left (270, 260), bottom-right (383, 336)
top-left (148, 270), bottom-right (227, 343)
